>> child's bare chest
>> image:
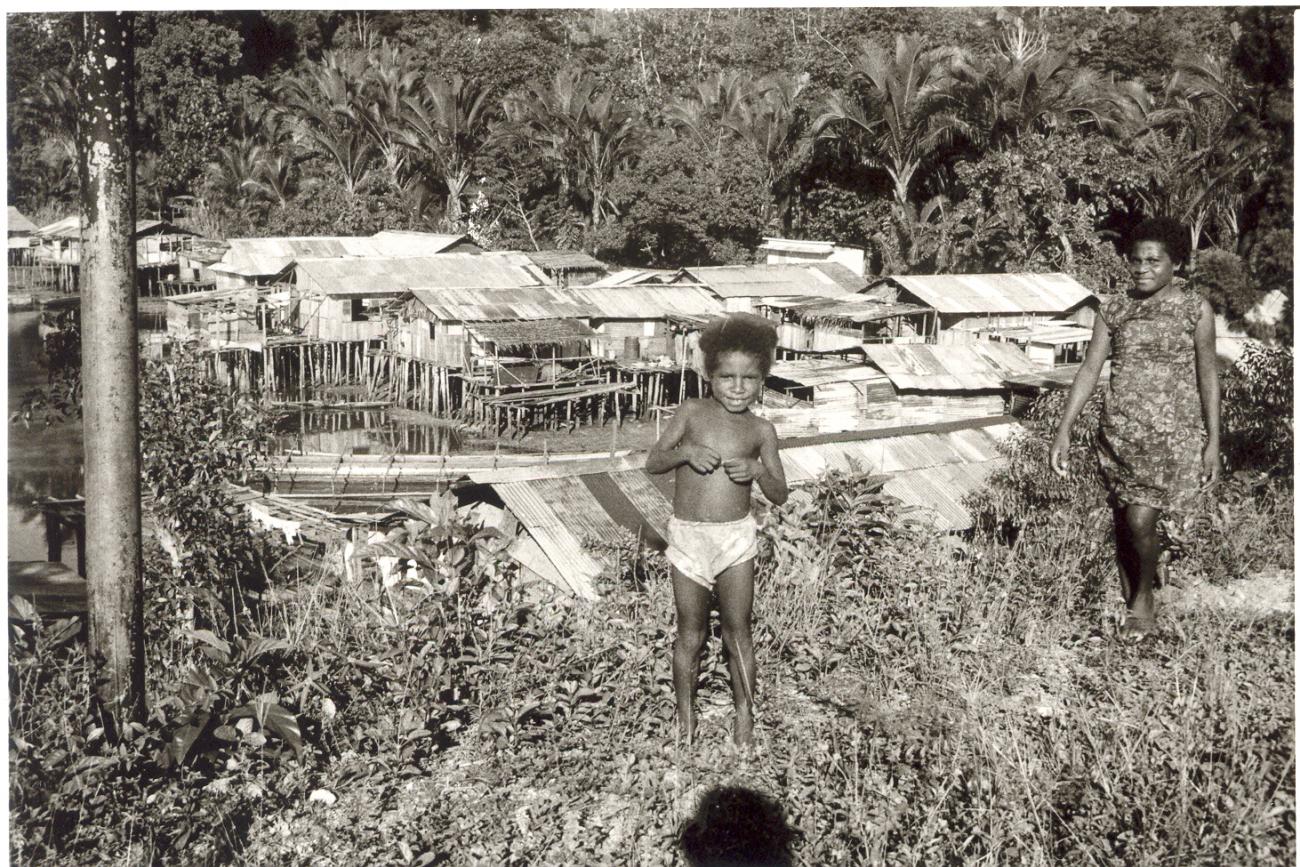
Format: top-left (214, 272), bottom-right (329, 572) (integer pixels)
top-left (686, 411), bottom-right (761, 459)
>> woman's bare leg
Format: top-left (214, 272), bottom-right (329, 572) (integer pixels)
top-left (1120, 503), bottom-right (1161, 623)
top-left (671, 566), bottom-right (711, 744)
top-left (715, 559), bottom-right (756, 747)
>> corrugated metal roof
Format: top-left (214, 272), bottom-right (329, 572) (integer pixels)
top-left (784, 294), bottom-right (931, 324)
top-left (985, 323), bottom-right (1094, 346)
top-left (679, 263), bottom-right (865, 299)
top-left (585, 268), bottom-right (677, 287)
top-left (35, 216), bottom-right (81, 239)
top-left (769, 359), bottom-right (887, 388)
top-left (525, 249), bottom-right (608, 272)
top-left (495, 481), bottom-right (601, 599)
top-left (1003, 361), bottom-right (1111, 391)
top-left (8, 206), bottom-right (36, 234)
top-left (35, 216), bottom-right (191, 240)
top-left (409, 286), bottom-right (596, 321)
top-left (467, 318), bottom-right (597, 346)
top-left (569, 284), bottom-right (723, 319)
top-left (760, 237), bottom-right (834, 254)
top-left (486, 418), bottom-right (1019, 592)
top-left (873, 272), bottom-right (1094, 314)
top-left (217, 232), bottom-right (473, 277)
top-left (864, 342), bottom-right (1039, 391)
top-left (297, 253), bottom-right (546, 297)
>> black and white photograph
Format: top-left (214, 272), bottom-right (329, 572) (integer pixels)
top-left (5, 6), bottom-right (1295, 864)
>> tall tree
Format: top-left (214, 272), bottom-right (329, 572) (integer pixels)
top-left (77, 10), bottom-right (145, 736)
top-left (503, 67), bottom-right (642, 241)
top-left (275, 50), bottom-right (375, 194)
top-left (813, 34), bottom-right (961, 218)
top-left (400, 75), bottom-right (495, 225)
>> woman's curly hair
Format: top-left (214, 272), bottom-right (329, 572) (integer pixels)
top-left (1127, 217), bottom-right (1190, 268)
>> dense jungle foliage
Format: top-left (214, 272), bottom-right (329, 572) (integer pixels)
top-left (5, 8), bottom-right (1293, 336)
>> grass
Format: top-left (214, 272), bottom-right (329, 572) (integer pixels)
top-left (8, 471), bottom-right (1295, 866)
top-left (229, 473), bottom-right (1293, 866)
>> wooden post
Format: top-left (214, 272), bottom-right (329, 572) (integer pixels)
top-left (78, 10), bottom-right (145, 731)
top-left (44, 511), bottom-right (62, 563)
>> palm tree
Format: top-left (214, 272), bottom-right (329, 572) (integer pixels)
top-left (942, 48), bottom-right (1118, 153)
top-left (399, 75), bottom-right (495, 225)
top-left (1124, 54), bottom-right (1264, 251)
top-left (814, 34), bottom-right (962, 219)
top-left (275, 51), bottom-right (375, 194)
top-left (20, 64), bottom-right (81, 203)
top-left (725, 72), bottom-right (811, 230)
top-left (356, 40), bottom-right (419, 187)
top-left (502, 68), bottom-right (643, 235)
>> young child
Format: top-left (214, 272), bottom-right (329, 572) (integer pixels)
top-left (646, 314), bottom-right (788, 747)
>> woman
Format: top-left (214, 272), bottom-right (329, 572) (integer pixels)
top-left (1049, 217), bottom-right (1221, 638)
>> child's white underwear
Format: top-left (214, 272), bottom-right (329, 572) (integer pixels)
top-left (665, 514), bottom-right (758, 592)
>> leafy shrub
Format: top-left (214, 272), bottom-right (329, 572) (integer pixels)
top-left (1221, 343), bottom-right (1294, 476)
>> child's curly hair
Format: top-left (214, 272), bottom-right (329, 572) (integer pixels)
top-left (699, 313), bottom-right (778, 376)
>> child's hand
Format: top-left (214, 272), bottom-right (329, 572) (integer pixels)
top-left (686, 445), bottom-right (721, 474)
top-left (722, 457), bottom-right (761, 483)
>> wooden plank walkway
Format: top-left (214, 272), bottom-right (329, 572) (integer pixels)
top-left (8, 561), bottom-right (87, 618)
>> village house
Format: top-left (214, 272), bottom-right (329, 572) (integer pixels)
top-left (523, 249), bottom-right (609, 288)
top-left (866, 272), bottom-right (1097, 344)
top-left (978, 321), bottom-right (1095, 367)
top-left (674, 262), bottom-right (867, 315)
top-left (567, 283), bottom-right (723, 362)
top-left (31, 216), bottom-right (200, 293)
top-left (206, 231), bottom-right (480, 291)
top-left (8, 205), bottom-right (36, 266)
top-left (766, 293), bottom-right (936, 357)
top-left (861, 342), bottom-right (1040, 424)
top-left (759, 236), bottom-right (866, 276)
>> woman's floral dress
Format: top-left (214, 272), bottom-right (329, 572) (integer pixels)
top-left (1097, 286), bottom-right (1205, 513)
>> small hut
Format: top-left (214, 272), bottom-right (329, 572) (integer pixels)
top-left (862, 342), bottom-right (1040, 424)
top-left (978, 321), bottom-right (1094, 367)
top-left (759, 237), bottom-right (865, 276)
top-left (8, 206), bottom-right (36, 266)
top-left (767, 293), bottom-right (936, 357)
top-left (867, 273), bottom-right (1096, 344)
top-left (568, 283), bottom-right (723, 362)
top-left (209, 232), bottom-right (479, 291)
top-left (676, 262), bottom-right (865, 314)
top-left (524, 249), bottom-right (609, 288)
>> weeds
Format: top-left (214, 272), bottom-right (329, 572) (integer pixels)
top-left (9, 355), bottom-right (1295, 864)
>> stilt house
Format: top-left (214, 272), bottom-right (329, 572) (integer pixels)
top-left (208, 232), bottom-right (479, 291)
top-left (676, 263), bottom-right (866, 315)
top-left (862, 342), bottom-right (1040, 423)
top-left (8, 206), bottom-right (36, 265)
top-left (524, 250), bottom-right (609, 288)
top-left (767, 293), bottom-right (936, 357)
top-left (866, 273), bottom-right (1097, 345)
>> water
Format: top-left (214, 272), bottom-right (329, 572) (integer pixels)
top-left (274, 406), bottom-right (465, 456)
top-left (7, 311), bottom-right (83, 562)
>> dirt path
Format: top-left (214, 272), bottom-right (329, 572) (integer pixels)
top-left (1162, 568), bottom-right (1294, 617)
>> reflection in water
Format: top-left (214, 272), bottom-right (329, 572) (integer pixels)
top-left (8, 311), bottom-right (84, 561)
top-left (274, 408), bottom-right (465, 456)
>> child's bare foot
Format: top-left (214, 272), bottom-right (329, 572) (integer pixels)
top-left (733, 707), bottom-right (754, 748)
top-left (677, 711), bottom-right (697, 747)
